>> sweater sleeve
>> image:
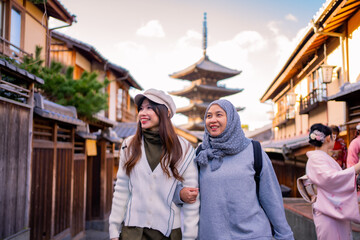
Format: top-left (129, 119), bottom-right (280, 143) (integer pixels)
top-left (258, 150), bottom-right (294, 240)
top-left (180, 146), bottom-right (200, 240)
top-left (108, 139), bottom-right (131, 239)
top-left (172, 183), bottom-right (184, 206)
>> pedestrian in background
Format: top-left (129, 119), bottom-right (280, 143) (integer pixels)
top-left (347, 124), bottom-right (360, 169)
top-left (306, 123), bottom-right (360, 240)
top-left (329, 125), bottom-right (347, 169)
top-left (177, 99), bottom-right (293, 240)
top-left (109, 89), bottom-right (199, 240)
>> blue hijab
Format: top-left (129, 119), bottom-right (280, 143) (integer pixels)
top-left (195, 99), bottom-right (251, 171)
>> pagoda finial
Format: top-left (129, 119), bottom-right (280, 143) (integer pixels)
top-left (203, 12), bottom-right (207, 57)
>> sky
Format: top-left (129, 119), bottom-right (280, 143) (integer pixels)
top-left (52, 0), bottom-right (327, 131)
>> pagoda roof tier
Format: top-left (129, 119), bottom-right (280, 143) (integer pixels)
top-left (179, 121), bottom-right (205, 131)
top-left (169, 55), bottom-right (241, 81)
top-left (176, 102), bottom-right (208, 115)
top-left (170, 84), bottom-right (243, 99)
top-left (177, 103), bottom-right (245, 117)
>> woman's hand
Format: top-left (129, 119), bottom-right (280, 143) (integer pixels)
top-left (180, 187), bottom-right (199, 204)
top-left (111, 238), bottom-right (119, 240)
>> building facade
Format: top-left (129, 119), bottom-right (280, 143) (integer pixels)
top-left (261, 0), bottom-right (360, 197)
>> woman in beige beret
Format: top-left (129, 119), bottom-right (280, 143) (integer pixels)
top-left (109, 89), bottom-right (199, 240)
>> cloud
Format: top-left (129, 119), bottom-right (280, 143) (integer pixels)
top-left (176, 30), bottom-right (202, 49)
top-left (285, 14), bottom-right (298, 22)
top-left (114, 41), bottom-right (149, 63)
top-left (233, 31), bottom-right (267, 52)
top-left (271, 26), bottom-right (308, 73)
top-left (268, 21), bottom-right (281, 35)
top-left (136, 20), bottom-right (165, 38)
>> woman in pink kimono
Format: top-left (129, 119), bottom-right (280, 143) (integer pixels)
top-left (306, 123), bottom-right (360, 240)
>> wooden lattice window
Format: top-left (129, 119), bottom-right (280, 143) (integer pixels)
top-left (0, 72), bottom-right (31, 105)
top-left (33, 118), bottom-right (53, 141)
top-left (57, 123), bottom-right (72, 143)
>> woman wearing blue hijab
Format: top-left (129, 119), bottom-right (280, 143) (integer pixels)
top-left (177, 99), bottom-right (294, 240)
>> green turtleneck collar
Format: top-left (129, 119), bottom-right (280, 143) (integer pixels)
top-left (143, 129), bottom-right (163, 171)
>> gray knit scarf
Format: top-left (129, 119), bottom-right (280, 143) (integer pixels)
top-left (195, 99), bottom-right (251, 171)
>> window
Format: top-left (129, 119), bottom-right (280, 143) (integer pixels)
top-left (308, 67), bottom-right (327, 103)
top-left (10, 6), bottom-right (21, 51)
top-left (0, 1), bottom-right (5, 38)
top-left (117, 88), bottom-right (123, 120)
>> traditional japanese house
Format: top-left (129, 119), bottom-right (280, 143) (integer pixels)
top-left (169, 13), bottom-right (243, 131)
top-left (0, 0), bottom-right (74, 63)
top-left (0, 1), bottom-right (74, 239)
top-left (260, 0), bottom-right (360, 197)
top-left (50, 31), bottom-right (142, 123)
top-left (31, 93), bottom-right (85, 240)
top-left (50, 31), bottom-right (143, 231)
top-left (0, 59), bottom-right (43, 240)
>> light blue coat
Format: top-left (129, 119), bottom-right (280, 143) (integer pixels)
top-left (197, 143), bottom-right (294, 240)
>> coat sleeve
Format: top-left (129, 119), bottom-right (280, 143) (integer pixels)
top-left (108, 139), bottom-right (131, 239)
top-left (258, 150), bottom-right (294, 240)
top-left (172, 183), bottom-right (184, 206)
top-left (180, 144), bottom-right (200, 240)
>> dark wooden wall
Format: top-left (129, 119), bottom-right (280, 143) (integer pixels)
top-left (72, 150), bottom-right (87, 238)
top-left (0, 100), bottom-right (31, 239)
top-left (86, 140), bottom-right (114, 221)
top-left (30, 118), bottom-right (75, 240)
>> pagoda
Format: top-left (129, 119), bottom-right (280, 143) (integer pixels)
top-left (170, 13), bottom-right (244, 131)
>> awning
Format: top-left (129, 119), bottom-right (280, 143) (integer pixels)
top-left (262, 135), bottom-right (309, 153)
top-left (327, 82), bottom-right (360, 102)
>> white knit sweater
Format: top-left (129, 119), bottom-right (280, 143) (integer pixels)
top-left (109, 135), bottom-right (199, 239)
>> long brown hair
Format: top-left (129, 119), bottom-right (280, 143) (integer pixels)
top-left (123, 98), bottom-right (184, 181)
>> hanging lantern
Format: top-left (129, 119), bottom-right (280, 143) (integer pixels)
top-left (321, 64), bottom-right (335, 84)
top-left (286, 92), bottom-right (297, 106)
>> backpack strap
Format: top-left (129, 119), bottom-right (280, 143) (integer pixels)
top-left (195, 143), bottom-right (203, 156)
top-left (252, 140), bottom-right (262, 199)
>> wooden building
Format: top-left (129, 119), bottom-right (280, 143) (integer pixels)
top-left (50, 31), bottom-right (142, 123)
top-left (169, 13), bottom-right (243, 131)
top-left (260, 0), bottom-right (360, 197)
top-left (0, 0), bottom-right (74, 63)
top-left (31, 93), bottom-right (85, 240)
top-left (50, 31), bottom-right (142, 231)
top-left (0, 59), bottom-right (43, 240)
top-left (0, 1), bottom-right (74, 239)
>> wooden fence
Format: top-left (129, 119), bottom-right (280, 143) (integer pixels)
top-left (0, 100), bottom-right (32, 238)
top-left (30, 117), bottom-right (75, 240)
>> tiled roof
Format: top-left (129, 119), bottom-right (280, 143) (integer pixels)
top-left (113, 122), bottom-right (138, 139)
top-left (170, 55), bottom-right (241, 81)
top-left (34, 93), bottom-right (85, 126)
top-left (0, 59), bottom-right (44, 84)
top-left (328, 81), bottom-right (360, 102)
top-left (262, 135), bottom-right (309, 153)
top-left (51, 31), bottom-right (142, 90)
